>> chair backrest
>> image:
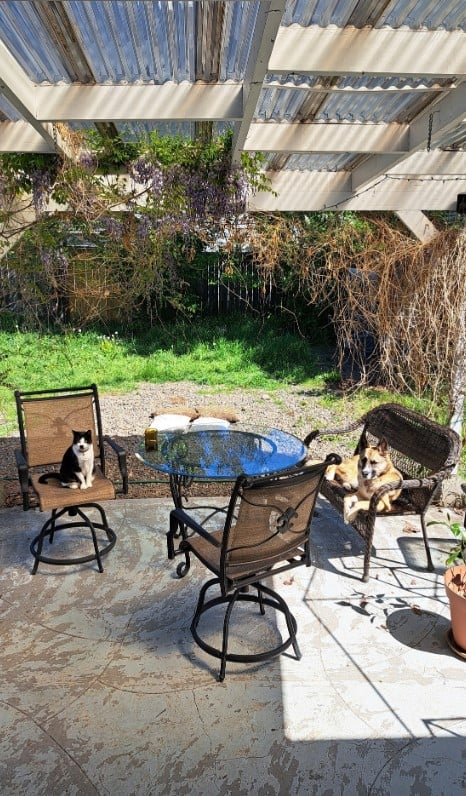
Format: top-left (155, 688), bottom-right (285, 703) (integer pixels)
top-left (220, 457), bottom-right (336, 584)
top-left (362, 403), bottom-right (460, 477)
top-left (15, 384), bottom-right (105, 469)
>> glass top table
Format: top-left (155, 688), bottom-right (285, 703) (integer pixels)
top-left (136, 425), bottom-right (307, 507)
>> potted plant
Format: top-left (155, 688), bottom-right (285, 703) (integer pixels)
top-left (428, 489), bottom-right (466, 657)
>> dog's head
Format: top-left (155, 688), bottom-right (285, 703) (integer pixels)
top-left (357, 436), bottom-right (390, 481)
top-left (72, 429), bottom-right (93, 453)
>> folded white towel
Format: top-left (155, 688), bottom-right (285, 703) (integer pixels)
top-left (149, 414), bottom-right (191, 431)
top-left (189, 417), bottom-right (230, 430)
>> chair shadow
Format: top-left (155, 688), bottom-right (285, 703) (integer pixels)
top-left (397, 534), bottom-right (454, 576)
top-left (385, 607), bottom-right (452, 656)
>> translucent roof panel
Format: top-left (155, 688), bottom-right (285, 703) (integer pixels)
top-left (284, 0), bottom-right (466, 29)
top-left (0, 0), bottom-right (464, 212)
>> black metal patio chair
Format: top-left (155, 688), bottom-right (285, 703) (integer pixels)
top-left (14, 384), bottom-right (128, 574)
top-left (167, 454), bottom-right (339, 681)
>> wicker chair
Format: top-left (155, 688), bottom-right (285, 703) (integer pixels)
top-left (167, 455), bottom-right (339, 681)
top-left (304, 403), bottom-right (461, 582)
top-left (14, 384), bottom-right (128, 574)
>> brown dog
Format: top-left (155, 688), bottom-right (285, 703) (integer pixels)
top-left (325, 455), bottom-right (359, 491)
top-left (326, 437), bottom-right (402, 523)
top-left (344, 437), bottom-right (402, 523)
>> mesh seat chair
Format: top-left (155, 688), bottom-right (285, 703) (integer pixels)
top-left (305, 403), bottom-right (461, 582)
top-left (14, 384), bottom-right (128, 574)
top-left (167, 455), bottom-right (339, 681)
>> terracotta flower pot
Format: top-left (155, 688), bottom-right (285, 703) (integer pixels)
top-left (444, 565), bottom-right (466, 653)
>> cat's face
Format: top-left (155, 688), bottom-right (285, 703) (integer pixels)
top-left (72, 429), bottom-right (92, 452)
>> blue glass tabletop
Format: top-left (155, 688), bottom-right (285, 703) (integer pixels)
top-left (136, 426), bottom-right (307, 480)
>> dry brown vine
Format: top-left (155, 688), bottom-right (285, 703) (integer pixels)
top-left (247, 213), bottom-right (466, 407)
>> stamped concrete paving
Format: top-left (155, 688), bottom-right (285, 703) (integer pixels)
top-left (0, 496), bottom-right (465, 795)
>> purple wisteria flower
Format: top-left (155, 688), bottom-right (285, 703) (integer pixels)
top-left (78, 150), bottom-right (98, 172)
top-left (129, 157), bottom-right (164, 198)
top-left (31, 169), bottom-right (51, 215)
top-left (101, 216), bottom-right (124, 240)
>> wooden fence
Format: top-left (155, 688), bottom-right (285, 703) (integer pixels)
top-left (0, 254), bottom-right (277, 325)
top-left (198, 256), bottom-right (275, 314)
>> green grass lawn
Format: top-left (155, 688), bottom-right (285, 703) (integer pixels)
top-left (0, 316), bottom-right (464, 475)
top-left (0, 317), bottom-right (335, 430)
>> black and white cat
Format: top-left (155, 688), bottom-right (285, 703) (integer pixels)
top-left (38, 430), bottom-right (95, 489)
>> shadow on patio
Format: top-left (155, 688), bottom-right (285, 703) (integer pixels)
top-left (1, 496), bottom-right (465, 795)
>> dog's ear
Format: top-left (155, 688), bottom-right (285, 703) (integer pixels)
top-left (356, 432), bottom-right (368, 453)
top-left (377, 437), bottom-right (388, 454)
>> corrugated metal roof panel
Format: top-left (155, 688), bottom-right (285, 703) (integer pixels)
top-left (435, 126), bottom-right (466, 149)
top-left (258, 75), bottom-right (454, 123)
top-left (383, 0), bottom-right (466, 30)
top-left (0, 1), bottom-right (260, 86)
top-left (219, 1), bottom-right (261, 80)
top-left (64, 0), bottom-right (195, 83)
top-left (0, 2), bottom-right (72, 83)
top-left (262, 152), bottom-right (357, 170)
top-left (285, 0), bottom-right (466, 29)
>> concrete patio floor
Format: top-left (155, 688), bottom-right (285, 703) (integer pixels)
top-left (1, 494), bottom-right (465, 795)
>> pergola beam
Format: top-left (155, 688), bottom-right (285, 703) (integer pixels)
top-left (231, 0), bottom-right (286, 163)
top-left (35, 83), bottom-right (243, 122)
top-left (244, 122), bottom-right (410, 153)
top-left (352, 81), bottom-right (466, 190)
top-left (269, 27), bottom-right (466, 78)
top-left (395, 210), bottom-right (439, 242)
top-left (247, 169), bottom-right (466, 212)
top-left (0, 39), bottom-right (59, 152)
top-left (0, 121), bottom-right (55, 153)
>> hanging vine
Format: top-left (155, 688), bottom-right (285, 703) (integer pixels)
top-left (0, 128), bottom-right (268, 327)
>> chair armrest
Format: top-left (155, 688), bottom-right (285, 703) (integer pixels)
top-left (303, 418), bottom-right (363, 447)
top-left (367, 473), bottom-right (443, 516)
top-left (170, 507), bottom-right (222, 547)
top-left (103, 435), bottom-right (128, 493)
top-left (15, 448), bottom-right (30, 510)
top-left (397, 474), bottom-right (442, 491)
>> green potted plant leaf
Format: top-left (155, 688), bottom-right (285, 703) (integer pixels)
top-left (428, 488), bottom-right (466, 657)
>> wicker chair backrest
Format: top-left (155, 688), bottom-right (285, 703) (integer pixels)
top-left (363, 403), bottom-right (460, 476)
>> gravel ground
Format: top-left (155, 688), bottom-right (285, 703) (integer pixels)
top-left (1, 381), bottom-right (354, 507)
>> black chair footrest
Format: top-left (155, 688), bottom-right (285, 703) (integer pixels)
top-left (30, 502), bottom-right (117, 574)
top-left (30, 523), bottom-right (116, 568)
top-left (190, 579), bottom-right (301, 680)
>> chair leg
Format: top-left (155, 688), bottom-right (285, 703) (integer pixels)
top-left (31, 508), bottom-right (70, 574)
top-left (219, 589), bottom-right (241, 682)
top-left (167, 517), bottom-right (191, 577)
top-left (420, 513), bottom-right (435, 572)
top-left (30, 502), bottom-right (116, 574)
top-left (257, 583), bottom-right (265, 615)
top-left (75, 507), bottom-right (104, 573)
top-left (48, 509), bottom-right (57, 545)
